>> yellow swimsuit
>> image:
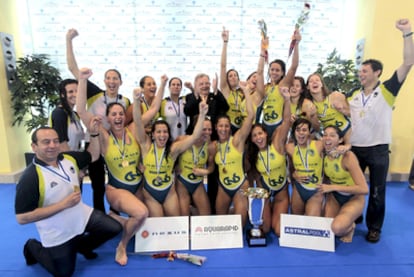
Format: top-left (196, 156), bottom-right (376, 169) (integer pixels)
top-left (104, 129), bottom-right (142, 194)
top-left (142, 143), bottom-right (175, 203)
top-left (256, 144), bottom-right (287, 192)
top-left (215, 137), bottom-right (246, 197)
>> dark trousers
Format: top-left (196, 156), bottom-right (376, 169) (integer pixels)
top-left (352, 144), bottom-right (389, 232)
top-left (25, 210), bottom-right (121, 277)
top-left (88, 155), bottom-right (106, 212)
top-left (409, 158), bottom-right (414, 184)
top-left (208, 165), bottom-right (219, 215)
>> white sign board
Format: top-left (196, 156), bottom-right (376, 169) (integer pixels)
top-left (134, 216), bottom-right (189, 252)
top-left (279, 214), bottom-right (335, 252)
top-left (190, 215), bottom-right (243, 250)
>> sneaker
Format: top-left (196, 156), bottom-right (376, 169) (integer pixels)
top-left (409, 184), bottom-right (414, 191)
top-left (23, 239), bottom-right (38, 265)
top-left (366, 230), bottom-right (381, 243)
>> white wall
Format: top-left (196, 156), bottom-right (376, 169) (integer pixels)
top-left (18, 0), bottom-right (357, 99)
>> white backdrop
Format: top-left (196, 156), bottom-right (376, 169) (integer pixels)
top-left (18, 0), bottom-right (357, 99)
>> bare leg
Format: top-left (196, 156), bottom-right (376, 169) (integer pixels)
top-left (340, 222), bottom-right (355, 243)
top-left (106, 186), bottom-right (148, 266)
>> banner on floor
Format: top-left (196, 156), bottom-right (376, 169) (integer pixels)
top-left (134, 216), bottom-right (189, 252)
top-left (190, 215), bottom-right (243, 250)
top-left (279, 214), bottom-right (335, 252)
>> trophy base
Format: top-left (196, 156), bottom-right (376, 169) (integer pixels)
top-left (246, 228), bottom-right (267, 247)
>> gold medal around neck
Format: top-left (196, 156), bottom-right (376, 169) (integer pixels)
top-left (122, 160), bottom-right (129, 168)
top-left (359, 110), bottom-right (365, 118)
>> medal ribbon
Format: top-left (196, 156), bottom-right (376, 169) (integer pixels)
top-left (170, 98), bottom-right (181, 118)
top-left (192, 142), bottom-right (206, 166)
top-left (110, 130), bottom-right (126, 160)
top-left (361, 92), bottom-right (372, 108)
top-left (34, 160), bottom-right (71, 183)
top-left (170, 98), bottom-right (182, 128)
top-left (153, 142), bottom-right (166, 176)
top-left (219, 139), bottom-right (230, 167)
top-left (104, 92), bottom-right (119, 105)
top-left (232, 89), bottom-right (240, 110)
top-left (258, 146), bottom-right (270, 176)
top-left (297, 141), bottom-right (309, 170)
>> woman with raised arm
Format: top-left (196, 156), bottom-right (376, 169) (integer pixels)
top-left (214, 81), bottom-right (255, 226)
top-left (66, 28), bottom-right (132, 212)
top-left (76, 68), bottom-right (165, 266)
top-left (256, 30), bottom-right (301, 138)
top-left (176, 117), bottom-right (216, 216)
top-left (289, 76), bottom-right (319, 131)
top-left (307, 72), bottom-right (351, 153)
top-left (247, 86), bottom-right (291, 236)
top-left (319, 125), bottom-right (368, 243)
top-left (134, 88), bottom-right (208, 217)
top-left (220, 27), bottom-right (244, 133)
top-left (286, 118), bottom-right (324, 216)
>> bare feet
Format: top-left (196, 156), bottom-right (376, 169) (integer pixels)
top-left (340, 223), bottom-right (355, 243)
top-left (115, 243), bottom-right (128, 266)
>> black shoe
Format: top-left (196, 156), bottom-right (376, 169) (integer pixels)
top-left (79, 250), bottom-right (98, 260)
top-left (355, 215), bottom-right (363, 224)
top-left (23, 239), bottom-right (38, 265)
top-left (366, 230), bottom-right (381, 243)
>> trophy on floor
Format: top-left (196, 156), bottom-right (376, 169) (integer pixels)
top-left (240, 186), bottom-right (269, 247)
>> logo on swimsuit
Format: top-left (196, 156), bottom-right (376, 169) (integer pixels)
top-left (269, 175), bottom-right (285, 187)
top-left (335, 120), bottom-right (343, 128)
top-left (223, 173), bottom-right (241, 187)
top-left (152, 174), bottom-right (172, 187)
top-left (188, 173), bottom-right (197, 180)
top-left (125, 171), bottom-right (141, 182)
top-left (303, 173), bottom-right (319, 184)
top-left (264, 110), bottom-right (279, 121)
top-left (234, 115), bottom-right (243, 125)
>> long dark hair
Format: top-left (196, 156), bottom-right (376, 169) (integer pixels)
top-left (306, 72), bottom-right (331, 98)
top-left (290, 118), bottom-right (312, 145)
top-left (247, 123), bottom-right (271, 168)
top-left (151, 120), bottom-right (173, 162)
top-left (58, 79), bottom-right (78, 122)
top-left (292, 76), bottom-right (311, 115)
top-left (226, 69), bottom-right (240, 90)
top-left (268, 59), bottom-right (286, 84)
